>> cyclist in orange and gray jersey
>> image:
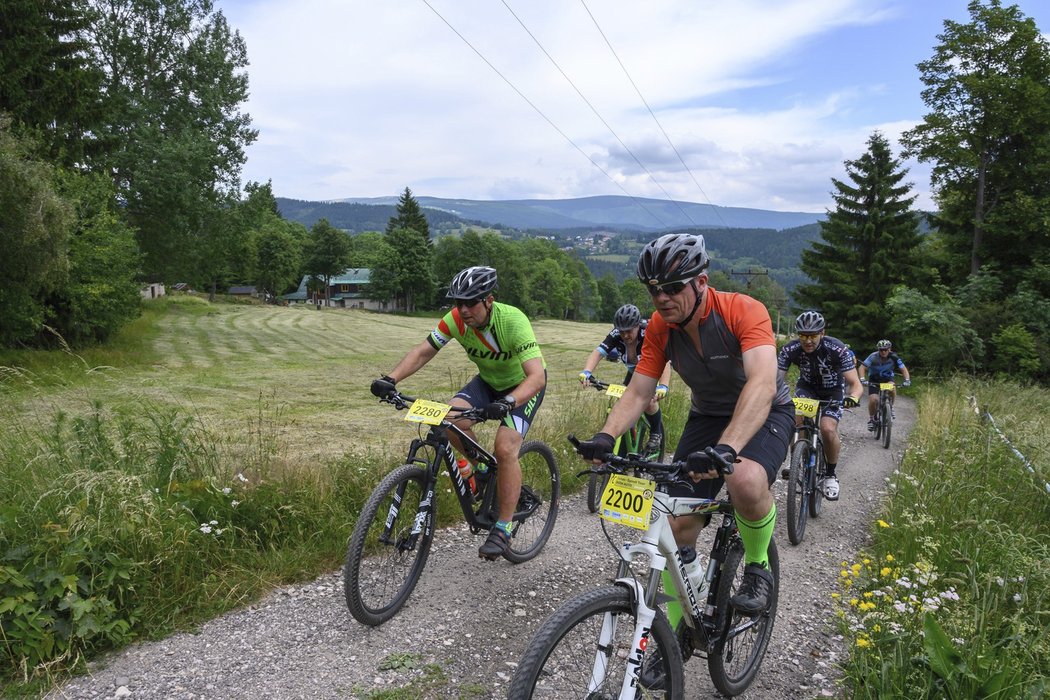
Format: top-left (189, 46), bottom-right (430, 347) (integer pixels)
top-left (575, 233), bottom-right (794, 620)
top-left (370, 266), bottom-right (546, 560)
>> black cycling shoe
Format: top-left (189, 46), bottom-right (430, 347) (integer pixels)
top-left (478, 527), bottom-right (510, 560)
top-left (644, 432), bottom-right (663, 456)
top-left (730, 563), bottom-right (775, 615)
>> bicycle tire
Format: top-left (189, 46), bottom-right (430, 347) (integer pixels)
top-left (508, 585), bottom-right (685, 700)
top-left (874, 397), bottom-right (884, 440)
top-left (785, 441), bottom-right (809, 545)
top-left (586, 471), bottom-right (605, 514)
top-left (344, 464), bottom-right (433, 626)
top-left (707, 538), bottom-right (779, 696)
top-left (809, 443), bottom-right (824, 518)
top-left (882, 400), bottom-right (892, 450)
top-left (504, 441), bottom-right (560, 563)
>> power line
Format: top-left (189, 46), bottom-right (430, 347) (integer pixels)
top-left (579, 0), bottom-right (730, 230)
top-left (418, 0), bottom-right (669, 229)
top-left (499, 0), bottom-right (698, 227)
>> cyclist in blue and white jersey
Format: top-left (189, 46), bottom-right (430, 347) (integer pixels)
top-left (858, 339), bottom-right (911, 431)
top-left (776, 311), bottom-right (863, 501)
top-left (579, 304), bottom-right (671, 455)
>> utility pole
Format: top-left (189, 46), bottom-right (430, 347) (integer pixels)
top-left (730, 268), bottom-right (769, 289)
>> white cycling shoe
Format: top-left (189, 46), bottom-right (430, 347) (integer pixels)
top-left (821, 476), bottom-right (840, 501)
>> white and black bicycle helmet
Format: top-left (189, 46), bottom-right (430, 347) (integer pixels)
top-left (795, 310), bottom-right (826, 334)
top-left (614, 304), bottom-right (642, 330)
top-left (636, 233), bottom-right (710, 287)
top-left (876, 339), bottom-right (892, 350)
top-left (447, 266), bottom-right (498, 300)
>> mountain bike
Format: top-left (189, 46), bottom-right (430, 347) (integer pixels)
top-left (872, 381), bottom-right (894, 449)
top-left (509, 441), bottom-right (779, 699)
top-left (344, 390), bottom-right (560, 626)
top-left (584, 376), bottom-right (665, 513)
top-left (784, 397), bottom-right (840, 546)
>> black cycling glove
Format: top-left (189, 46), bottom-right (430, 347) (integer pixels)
top-left (484, 397), bottom-right (514, 421)
top-left (370, 375), bottom-right (397, 399)
top-left (843, 395), bottom-right (860, 408)
top-left (576, 432), bottom-right (615, 461)
top-left (687, 444), bottom-right (737, 475)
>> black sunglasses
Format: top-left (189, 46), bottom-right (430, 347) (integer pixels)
top-left (454, 297), bottom-right (485, 308)
top-left (646, 279), bottom-right (690, 297)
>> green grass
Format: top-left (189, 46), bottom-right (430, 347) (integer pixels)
top-left (834, 378), bottom-right (1050, 698)
top-left (0, 297), bottom-right (691, 689)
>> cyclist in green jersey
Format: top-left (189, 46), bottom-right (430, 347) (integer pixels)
top-left (370, 266), bottom-right (547, 560)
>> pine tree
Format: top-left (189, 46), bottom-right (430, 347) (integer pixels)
top-left (795, 132), bottom-right (922, 346)
top-left (385, 187), bottom-right (431, 244)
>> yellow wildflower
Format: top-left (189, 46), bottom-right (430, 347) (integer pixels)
top-left (880, 567), bottom-right (892, 577)
top-left (877, 520), bottom-right (890, 528)
top-left (885, 554), bottom-right (894, 562)
top-left (856, 638), bottom-right (872, 648)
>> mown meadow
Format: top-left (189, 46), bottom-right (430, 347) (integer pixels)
top-left (1, 297), bottom-right (1047, 697)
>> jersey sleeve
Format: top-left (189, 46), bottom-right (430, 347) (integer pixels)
top-left (635, 315), bottom-right (669, 379)
top-left (428, 308), bottom-right (463, 350)
top-left (777, 342), bottom-right (796, 371)
top-left (596, 330), bottom-right (619, 357)
top-left (721, 293), bottom-right (775, 352)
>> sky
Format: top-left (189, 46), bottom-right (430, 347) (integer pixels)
top-left (217, 0), bottom-right (1047, 214)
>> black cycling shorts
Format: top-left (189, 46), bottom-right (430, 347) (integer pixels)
top-left (454, 372), bottom-right (546, 438)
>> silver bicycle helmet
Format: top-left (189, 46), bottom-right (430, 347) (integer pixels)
top-left (795, 310), bottom-right (826, 333)
top-left (447, 266), bottom-right (498, 300)
top-left (636, 234), bottom-right (710, 287)
top-left (876, 339), bottom-right (892, 350)
top-left (614, 304), bottom-right (642, 330)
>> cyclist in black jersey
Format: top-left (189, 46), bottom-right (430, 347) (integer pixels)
top-left (776, 311), bottom-right (863, 501)
top-left (370, 266), bottom-right (547, 560)
top-left (578, 304), bottom-right (671, 455)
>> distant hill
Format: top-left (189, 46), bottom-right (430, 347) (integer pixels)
top-left (277, 194), bottom-right (824, 232)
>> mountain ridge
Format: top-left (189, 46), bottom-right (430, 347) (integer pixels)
top-left (278, 194), bottom-right (825, 232)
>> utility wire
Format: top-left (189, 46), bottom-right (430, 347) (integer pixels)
top-left (579, 0), bottom-right (730, 229)
top-left (418, 0), bottom-right (668, 228)
top-left (500, 0), bottom-right (697, 226)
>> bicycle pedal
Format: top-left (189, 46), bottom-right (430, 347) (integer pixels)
top-left (780, 468), bottom-right (790, 480)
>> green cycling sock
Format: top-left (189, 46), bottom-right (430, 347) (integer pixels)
top-left (495, 520), bottom-right (513, 536)
top-left (735, 504), bottom-right (776, 567)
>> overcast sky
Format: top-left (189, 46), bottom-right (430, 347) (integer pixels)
top-left (217, 0), bottom-right (1046, 213)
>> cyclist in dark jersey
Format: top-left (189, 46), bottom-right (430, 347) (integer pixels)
top-left (776, 310), bottom-right (863, 501)
top-left (576, 233), bottom-right (793, 619)
top-left (859, 339), bottom-right (911, 430)
top-left (578, 304), bottom-right (671, 455)
top-left (370, 266), bottom-right (547, 560)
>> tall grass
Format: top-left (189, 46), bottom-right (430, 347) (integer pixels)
top-left (836, 378), bottom-right (1049, 698)
top-left (0, 298), bottom-right (693, 688)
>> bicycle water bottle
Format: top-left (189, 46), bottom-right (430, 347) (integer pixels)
top-left (679, 545), bottom-right (707, 599)
top-left (456, 458), bottom-right (477, 494)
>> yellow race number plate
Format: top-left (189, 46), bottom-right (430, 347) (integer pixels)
top-left (599, 474), bottom-right (656, 530)
top-left (792, 397), bottom-right (819, 418)
top-left (879, 382), bottom-right (895, 391)
top-left (405, 399), bottom-right (451, 425)
top-left (605, 383), bottom-right (627, 398)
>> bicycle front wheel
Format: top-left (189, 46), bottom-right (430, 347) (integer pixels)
top-left (809, 443), bottom-right (824, 518)
top-left (344, 464), bottom-right (433, 626)
top-left (882, 400), bottom-right (893, 449)
top-left (505, 440), bottom-right (560, 563)
top-left (509, 585), bottom-right (685, 700)
top-left (785, 441), bottom-right (809, 546)
top-left (707, 538), bottom-right (779, 696)
top-left (586, 472), bottom-right (607, 514)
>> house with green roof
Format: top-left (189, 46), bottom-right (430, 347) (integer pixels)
top-left (282, 268), bottom-right (390, 310)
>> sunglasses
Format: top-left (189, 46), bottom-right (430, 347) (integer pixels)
top-left (646, 279), bottom-right (691, 297)
top-left (454, 297), bottom-right (485, 309)
top-left (798, 333), bottom-right (822, 341)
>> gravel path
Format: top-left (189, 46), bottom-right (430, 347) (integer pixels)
top-left (48, 399), bottom-right (914, 700)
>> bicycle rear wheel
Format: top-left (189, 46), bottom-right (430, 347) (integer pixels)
top-left (882, 400), bottom-right (893, 449)
top-left (785, 441), bottom-right (809, 545)
top-left (344, 464), bottom-right (433, 626)
top-left (809, 443), bottom-right (825, 518)
top-left (707, 538), bottom-right (779, 696)
top-left (508, 585), bottom-right (685, 700)
top-left (504, 440), bottom-right (560, 563)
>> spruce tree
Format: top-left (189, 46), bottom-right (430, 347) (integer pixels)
top-left (795, 132), bottom-right (922, 347)
top-left (386, 187), bottom-right (431, 245)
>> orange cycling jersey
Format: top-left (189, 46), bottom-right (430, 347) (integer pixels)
top-left (635, 287), bottom-right (792, 416)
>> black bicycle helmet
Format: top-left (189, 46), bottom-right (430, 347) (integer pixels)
top-left (876, 339), bottom-right (892, 350)
top-left (795, 310), bottom-right (826, 333)
top-left (446, 266), bottom-right (498, 300)
top-left (636, 234), bottom-right (710, 287)
top-left (614, 304), bottom-right (641, 330)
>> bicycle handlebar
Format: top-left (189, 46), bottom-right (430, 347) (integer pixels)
top-left (584, 376), bottom-right (611, 391)
top-left (379, 391), bottom-right (489, 423)
top-left (567, 434), bottom-right (734, 482)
